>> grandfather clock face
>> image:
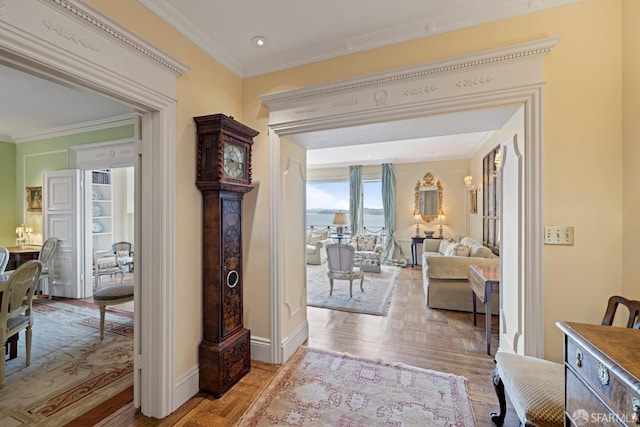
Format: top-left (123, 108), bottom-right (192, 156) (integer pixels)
top-left (222, 141), bottom-right (247, 181)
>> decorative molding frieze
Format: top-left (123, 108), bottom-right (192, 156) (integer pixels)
top-left (456, 76), bottom-right (494, 88)
top-left (45, 0), bottom-right (189, 76)
top-left (293, 107), bottom-right (319, 115)
top-left (261, 37), bottom-right (560, 107)
top-left (373, 89), bottom-right (388, 106)
top-left (42, 19), bottom-right (101, 51)
top-left (332, 98), bottom-right (359, 108)
top-left (404, 85), bottom-right (438, 97)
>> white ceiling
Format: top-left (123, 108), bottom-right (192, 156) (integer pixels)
top-left (0, 0), bottom-right (576, 164)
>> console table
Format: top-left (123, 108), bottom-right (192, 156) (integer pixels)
top-left (7, 246), bottom-right (40, 271)
top-left (469, 264), bottom-right (500, 355)
top-left (410, 236), bottom-right (425, 267)
top-left (557, 321), bottom-right (640, 426)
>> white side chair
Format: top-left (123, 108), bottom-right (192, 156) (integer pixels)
top-left (325, 243), bottom-right (364, 298)
top-left (0, 260), bottom-right (43, 386)
top-left (37, 237), bottom-right (58, 298)
top-left (0, 247), bottom-right (8, 274)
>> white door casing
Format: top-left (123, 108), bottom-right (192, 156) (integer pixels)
top-left (0, 0), bottom-right (189, 417)
top-left (261, 37), bottom-right (556, 362)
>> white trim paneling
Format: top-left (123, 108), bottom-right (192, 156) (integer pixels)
top-left (14, 114), bottom-right (135, 143)
top-left (1, 0), bottom-right (186, 418)
top-left (262, 37), bottom-right (557, 359)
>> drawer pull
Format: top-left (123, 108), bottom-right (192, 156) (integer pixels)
top-left (632, 397), bottom-right (640, 424)
top-left (575, 349), bottom-right (583, 368)
top-left (597, 363), bottom-right (609, 385)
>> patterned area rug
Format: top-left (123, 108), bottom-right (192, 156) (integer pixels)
top-left (1, 298), bottom-right (133, 427)
top-left (307, 264), bottom-right (400, 316)
top-left (238, 346), bottom-right (476, 426)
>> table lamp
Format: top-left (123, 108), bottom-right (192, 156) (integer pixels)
top-left (413, 213), bottom-right (423, 236)
top-left (332, 212), bottom-right (347, 237)
top-left (437, 212), bottom-right (446, 239)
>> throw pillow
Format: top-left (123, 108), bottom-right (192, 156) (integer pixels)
top-left (444, 243), bottom-right (470, 257)
top-left (443, 243), bottom-right (457, 257)
top-left (310, 233), bottom-right (324, 245)
top-left (357, 235), bottom-right (378, 251)
top-left (470, 245), bottom-right (493, 258)
top-left (454, 244), bottom-right (471, 257)
top-left (438, 238), bottom-right (454, 255)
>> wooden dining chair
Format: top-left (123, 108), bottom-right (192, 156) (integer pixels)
top-left (0, 260), bottom-right (43, 386)
top-left (601, 295), bottom-right (640, 328)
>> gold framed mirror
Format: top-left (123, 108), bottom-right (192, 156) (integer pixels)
top-left (415, 172), bottom-right (443, 222)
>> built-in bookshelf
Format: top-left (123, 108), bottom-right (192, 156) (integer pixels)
top-left (91, 169), bottom-right (113, 254)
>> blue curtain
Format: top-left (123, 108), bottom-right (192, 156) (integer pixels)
top-left (349, 165), bottom-right (363, 236)
top-left (381, 163), bottom-right (407, 266)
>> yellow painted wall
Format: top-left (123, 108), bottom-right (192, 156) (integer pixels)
top-left (244, 0), bottom-right (624, 361)
top-left (85, 0), bottom-right (628, 380)
top-left (86, 0), bottom-right (244, 375)
top-left (622, 0), bottom-right (640, 301)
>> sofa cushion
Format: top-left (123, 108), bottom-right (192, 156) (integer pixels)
top-left (438, 238), bottom-right (454, 255)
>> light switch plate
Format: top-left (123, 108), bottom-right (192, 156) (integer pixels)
top-left (544, 226), bottom-right (574, 245)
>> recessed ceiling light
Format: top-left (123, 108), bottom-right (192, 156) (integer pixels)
top-left (251, 36), bottom-right (268, 48)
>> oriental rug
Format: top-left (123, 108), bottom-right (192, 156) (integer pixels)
top-left (238, 346), bottom-right (476, 426)
top-left (0, 297), bottom-right (133, 427)
top-left (306, 264), bottom-right (399, 316)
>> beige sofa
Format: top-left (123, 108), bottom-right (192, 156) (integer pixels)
top-left (306, 230), bottom-right (334, 265)
top-left (422, 236), bottom-right (499, 314)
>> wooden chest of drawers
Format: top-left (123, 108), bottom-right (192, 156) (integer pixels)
top-left (557, 322), bottom-right (640, 426)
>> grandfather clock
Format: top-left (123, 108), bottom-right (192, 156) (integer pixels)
top-left (194, 113), bottom-right (258, 396)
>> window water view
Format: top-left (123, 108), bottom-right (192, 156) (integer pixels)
top-left (306, 181), bottom-right (384, 228)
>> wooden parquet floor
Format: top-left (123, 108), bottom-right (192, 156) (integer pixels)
top-left (90, 266), bottom-right (519, 426)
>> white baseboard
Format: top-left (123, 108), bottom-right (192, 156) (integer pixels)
top-left (281, 320), bottom-right (309, 363)
top-left (172, 334), bottom-right (276, 411)
top-left (173, 365), bottom-right (199, 412)
top-left (251, 335), bottom-right (273, 363)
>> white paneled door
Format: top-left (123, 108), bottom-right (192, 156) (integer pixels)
top-left (43, 169), bottom-right (92, 299)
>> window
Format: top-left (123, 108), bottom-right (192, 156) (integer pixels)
top-left (362, 180), bottom-right (383, 228)
top-left (306, 181), bottom-right (349, 228)
top-left (306, 180), bottom-right (383, 229)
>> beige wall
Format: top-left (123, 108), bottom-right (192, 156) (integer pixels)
top-left (87, 0), bottom-right (631, 380)
top-left (86, 0), bottom-right (244, 375)
top-left (622, 0), bottom-right (640, 301)
top-left (244, 0), bottom-right (625, 361)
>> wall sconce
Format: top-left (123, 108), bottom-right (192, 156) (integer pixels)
top-left (464, 176), bottom-right (479, 214)
top-left (493, 149), bottom-right (502, 176)
top-left (464, 175), bottom-right (476, 191)
top-left (332, 211), bottom-right (347, 237)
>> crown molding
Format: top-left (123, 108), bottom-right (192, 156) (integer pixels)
top-left (244, 0), bottom-right (579, 78)
top-left (137, 0), bottom-right (241, 77)
top-left (13, 114), bottom-right (135, 143)
top-left (137, 0), bottom-right (580, 78)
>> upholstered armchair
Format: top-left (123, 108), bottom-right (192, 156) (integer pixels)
top-left (306, 230), bottom-right (334, 265)
top-left (350, 234), bottom-right (383, 273)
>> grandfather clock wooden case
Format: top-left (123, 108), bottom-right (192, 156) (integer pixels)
top-left (194, 114), bottom-right (258, 396)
